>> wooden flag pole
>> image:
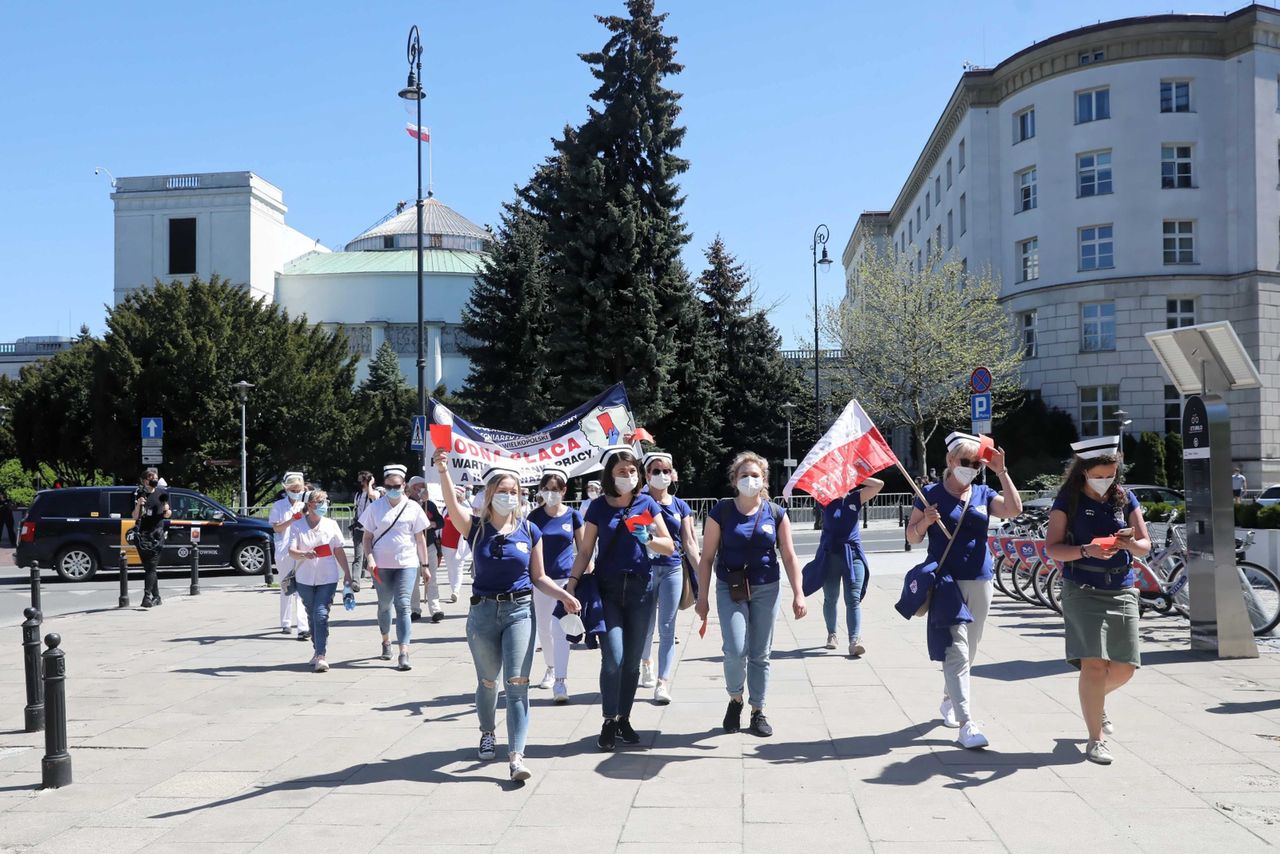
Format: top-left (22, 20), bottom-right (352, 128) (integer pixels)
top-left (893, 460), bottom-right (954, 542)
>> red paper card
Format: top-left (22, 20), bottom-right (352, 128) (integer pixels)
top-left (430, 423), bottom-right (452, 449)
top-left (1090, 536), bottom-right (1118, 549)
top-left (978, 435), bottom-right (996, 462)
top-left (313, 544), bottom-right (333, 558)
top-left (699, 616), bottom-right (708, 639)
top-left (632, 427), bottom-right (655, 443)
top-left (625, 509), bottom-right (656, 532)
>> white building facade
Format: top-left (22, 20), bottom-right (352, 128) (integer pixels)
top-left (843, 6), bottom-right (1280, 485)
top-left (111, 173), bottom-right (488, 392)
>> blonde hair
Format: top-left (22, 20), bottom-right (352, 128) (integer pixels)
top-left (729, 451), bottom-right (770, 498)
top-left (944, 439), bottom-right (981, 480)
top-left (307, 489), bottom-right (328, 508)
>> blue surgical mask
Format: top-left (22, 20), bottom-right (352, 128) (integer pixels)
top-left (315, 503), bottom-right (329, 517)
top-left (385, 488), bottom-right (403, 500)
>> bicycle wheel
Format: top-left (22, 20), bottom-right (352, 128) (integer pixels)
top-left (1032, 562), bottom-right (1055, 608)
top-left (1238, 561), bottom-right (1280, 636)
top-left (994, 557), bottom-right (1017, 599)
top-left (1014, 560), bottom-right (1042, 607)
top-left (1043, 567), bottom-right (1063, 614)
top-left (1167, 560), bottom-right (1190, 620)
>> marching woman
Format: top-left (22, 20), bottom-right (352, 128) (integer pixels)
top-left (819, 476), bottom-right (884, 656)
top-left (269, 472), bottom-right (310, 639)
top-left (905, 432), bottom-right (1023, 749)
top-left (640, 451), bottom-right (702, 704)
top-left (528, 469), bottom-right (586, 703)
top-left (565, 447), bottom-right (676, 751)
top-left (1043, 436), bottom-right (1149, 765)
top-left (434, 452), bottom-right (580, 782)
top-left (286, 490), bottom-right (353, 673)
top-left (696, 452), bottom-right (807, 737)
top-left (358, 464), bottom-right (431, 672)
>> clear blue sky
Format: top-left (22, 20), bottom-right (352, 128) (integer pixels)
top-left (0, 0), bottom-right (1202, 349)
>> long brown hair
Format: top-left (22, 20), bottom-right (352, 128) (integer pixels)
top-left (1056, 452), bottom-right (1128, 514)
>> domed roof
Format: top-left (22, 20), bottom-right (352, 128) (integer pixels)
top-left (345, 197), bottom-right (492, 253)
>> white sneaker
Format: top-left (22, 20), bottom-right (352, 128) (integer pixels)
top-left (1086, 739), bottom-right (1113, 765)
top-left (537, 666), bottom-right (555, 689)
top-left (478, 732), bottom-right (496, 761)
top-left (313, 657), bottom-right (329, 673)
top-left (640, 661), bottom-right (656, 689)
top-left (1101, 710), bottom-right (1114, 736)
top-left (509, 755), bottom-right (532, 782)
top-left (825, 633), bottom-right (838, 650)
top-left (849, 639), bottom-right (866, 657)
top-left (940, 697), bottom-right (960, 728)
top-left (654, 680), bottom-right (671, 705)
top-left (552, 678), bottom-right (569, 704)
top-left (957, 721), bottom-right (989, 750)
top-left (448, 591), bottom-right (459, 604)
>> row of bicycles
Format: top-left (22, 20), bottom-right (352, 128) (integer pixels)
top-left (988, 509), bottom-right (1280, 636)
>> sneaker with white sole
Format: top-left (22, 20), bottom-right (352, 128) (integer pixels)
top-left (478, 732), bottom-right (496, 761)
top-left (537, 666), bottom-right (555, 690)
top-left (509, 755), bottom-right (532, 782)
top-left (825, 633), bottom-right (838, 650)
top-left (957, 721), bottom-right (989, 750)
top-left (849, 639), bottom-right (866, 657)
top-left (313, 657), bottom-right (329, 673)
top-left (640, 661), bottom-right (656, 689)
top-left (940, 697), bottom-right (960, 729)
top-left (448, 592), bottom-right (459, 604)
top-left (1086, 739), bottom-right (1113, 764)
top-left (1101, 710), bottom-right (1114, 736)
top-left (654, 680), bottom-right (671, 705)
top-left (552, 678), bottom-right (569, 704)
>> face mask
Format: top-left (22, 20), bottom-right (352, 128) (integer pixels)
top-left (1086, 476), bottom-right (1115, 496)
top-left (147, 479), bottom-right (159, 488)
top-left (648, 473), bottom-right (672, 490)
top-left (286, 490), bottom-right (305, 503)
top-left (314, 503), bottom-right (329, 517)
top-left (614, 474), bottom-right (638, 493)
top-left (540, 490), bottom-right (562, 506)
top-left (493, 493), bottom-right (520, 514)
top-left (587, 489), bottom-right (600, 499)
top-left (737, 476), bottom-right (763, 497)
top-left (385, 488), bottom-right (403, 500)
top-left (952, 466), bottom-right (979, 486)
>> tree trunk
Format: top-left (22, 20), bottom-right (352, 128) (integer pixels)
top-left (916, 430), bottom-right (929, 480)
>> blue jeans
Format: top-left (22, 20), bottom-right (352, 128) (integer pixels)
top-left (374, 566), bottom-right (415, 646)
top-left (467, 597), bottom-right (535, 755)
top-left (598, 572), bottom-right (657, 719)
top-left (715, 579), bottom-right (780, 710)
top-left (822, 551), bottom-right (865, 640)
top-left (296, 581), bottom-right (338, 656)
top-left (643, 563), bottom-right (683, 681)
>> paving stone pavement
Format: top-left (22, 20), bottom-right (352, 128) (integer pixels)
top-left (3, 548), bottom-right (1280, 852)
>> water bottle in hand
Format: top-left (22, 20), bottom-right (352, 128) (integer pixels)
top-left (343, 583), bottom-right (355, 612)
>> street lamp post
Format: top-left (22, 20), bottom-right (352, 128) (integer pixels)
top-left (781, 401), bottom-right (795, 482)
top-left (232, 381), bottom-right (254, 514)
top-left (1115, 408), bottom-right (1133, 471)
top-left (399, 26), bottom-right (428, 477)
top-left (812, 225), bottom-right (833, 530)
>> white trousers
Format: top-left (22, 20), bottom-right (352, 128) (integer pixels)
top-left (443, 543), bottom-right (470, 594)
top-left (279, 582), bottom-right (309, 631)
top-left (532, 577), bottom-right (572, 679)
top-left (410, 550), bottom-right (442, 614)
top-left (942, 578), bottom-right (994, 722)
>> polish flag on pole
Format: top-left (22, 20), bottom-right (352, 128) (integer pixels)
top-left (783, 399), bottom-right (898, 506)
top-left (405, 123), bottom-right (431, 142)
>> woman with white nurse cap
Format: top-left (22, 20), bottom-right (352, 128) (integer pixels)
top-left (529, 468), bottom-right (586, 704)
top-left (268, 472), bottom-right (310, 640)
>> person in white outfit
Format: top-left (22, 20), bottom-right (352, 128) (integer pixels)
top-left (528, 469), bottom-right (587, 703)
top-left (439, 485), bottom-right (471, 601)
top-left (359, 464), bottom-right (431, 672)
top-left (407, 476), bottom-right (444, 623)
top-left (269, 472), bottom-right (310, 640)
top-left (286, 490), bottom-right (353, 673)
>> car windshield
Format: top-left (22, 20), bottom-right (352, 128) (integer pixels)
top-left (1263, 487), bottom-right (1280, 500)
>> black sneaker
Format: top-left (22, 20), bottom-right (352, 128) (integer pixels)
top-left (749, 710), bottom-right (773, 737)
top-left (597, 719), bottom-right (618, 751)
top-left (723, 698), bottom-right (744, 733)
top-left (297, 631), bottom-right (311, 641)
top-left (410, 612), bottom-right (422, 623)
top-left (431, 611), bottom-right (444, 623)
top-left (153, 596), bottom-right (163, 606)
top-left (140, 597), bottom-right (155, 609)
top-left (616, 718), bottom-right (640, 744)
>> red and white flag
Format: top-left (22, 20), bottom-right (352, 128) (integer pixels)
top-left (783, 399), bottom-right (898, 506)
top-left (405, 123), bottom-right (431, 142)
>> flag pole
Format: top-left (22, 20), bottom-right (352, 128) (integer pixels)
top-left (427, 135), bottom-right (434, 198)
top-left (893, 460), bottom-right (953, 541)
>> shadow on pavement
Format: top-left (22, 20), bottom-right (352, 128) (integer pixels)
top-left (1207, 697), bottom-right (1280, 715)
top-left (166, 631), bottom-right (286, 645)
top-left (866, 737), bottom-right (1083, 789)
top-left (752, 723), bottom-right (951, 767)
top-left (972, 658), bottom-right (1072, 681)
top-left (530, 727), bottom-right (722, 780)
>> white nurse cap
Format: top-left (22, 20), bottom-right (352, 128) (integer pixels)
top-left (1071, 436), bottom-right (1121, 460)
top-left (944, 432), bottom-right (980, 452)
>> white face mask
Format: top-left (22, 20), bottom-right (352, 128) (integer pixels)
top-left (648, 473), bottom-right (672, 490)
top-left (952, 466), bottom-right (979, 486)
top-left (614, 474), bottom-right (638, 493)
top-left (737, 476), bottom-right (763, 497)
top-left (540, 490), bottom-right (562, 506)
top-left (1086, 476), bottom-right (1115, 496)
top-left (492, 493), bottom-right (520, 514)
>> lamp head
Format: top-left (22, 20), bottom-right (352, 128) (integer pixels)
top-left (399, 71), bottom-right (423, 101)
top-left (818, 246), bottom-right (833, 269)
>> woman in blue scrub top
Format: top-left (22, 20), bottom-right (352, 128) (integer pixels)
top-left (565, 447), bottom-right (676, 752)
top-left (434, 452), bottom-right (580, 784)
top-left (529, 468), bottom-right (585, 705)
top-left (819, 476), bottom-right (884, 656)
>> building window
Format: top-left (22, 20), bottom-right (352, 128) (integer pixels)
top-left (916, 206), bottom-right (922, 231)
top-left (1164, 384), bottom-right (1185, 434)
top-left (1081, 301), bottom-right (1116, 352)
top-left (947, 159), bottom-right (953, 188)
top-left (909, 220), bottom-right (913, 242)
top-left (935, 225), bottom-right (941, 251)
top-left (168, 217), bottom-right (197, 275)
top-left (947, 210), bottom-right (954, 248)
top-left (1020, 310), bottom-right (1038, 357)
top-left (1079, 385), bottom-right (1121, 437)
top-left (1016, 167), bottom-right (1037, 212)
top-left (1079, 225), bottom-right (1115, 271)
top-left (1162, 221), bottom-right (1195, 264)
top-left (382, 235), bottom-right (395, 249)
top-left (1166, 298), bottom-right (1196, 329)
top-left (959, 139), bottom-right (966, 171)
top-left (1015, 107), bottom-right (1036, 142)
top-left (959, 194), bottom-right (967, 235)
top-left (1161, 144), bottom-right (1194, 188)
top-left (1077, 150), bottom-right (1113, 197)
top-left (1019, 237), bottom-right (1039, 282)
top-left (1079, 49), bottom-right (1105, 65)
top-left (1160, 80), bottom-right (1191, 113)
top-left (935, 176), bottom-right (942, 203)
top-left (926, 237), bottom-right (932, 259)
top-left (926, 193), bottom-right (931, 219)
top-left (1076, 87), bottom-right (1111, 123)
top-left (916, 250), bottom-right (922, 271)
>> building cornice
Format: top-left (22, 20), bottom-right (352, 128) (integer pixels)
top-left (997, 268), bottom-right (1280, 304)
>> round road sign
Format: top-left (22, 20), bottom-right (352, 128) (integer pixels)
top-left (970, 366), bottom-right (993, 394)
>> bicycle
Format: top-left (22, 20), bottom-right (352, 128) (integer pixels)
top-left (1165, 530), bottom-right (1280, 636)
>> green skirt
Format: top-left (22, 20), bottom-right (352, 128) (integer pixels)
top-left (1061, 581), bottom-right (1141, 668)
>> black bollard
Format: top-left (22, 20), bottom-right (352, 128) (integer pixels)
top-left (22, 608), bottom-right (43, 733)
top-left (263, 536), bottom-right (275, 588)
top-left (41, 633), bottom-right (71, 789)
top-left (189, 545), bottom-right (200, 596)
top-left (117, 550), bottom-right (130, 608)
top-left (28, 561), bottom-right (41, 613)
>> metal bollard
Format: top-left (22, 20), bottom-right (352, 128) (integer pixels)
top-left (898, 503), bottom-right (905, 527)
top-left (22, 608), bottom-right (44, 733)
top-left (29, 561), bottom-right (41, 613)
top-left (118, 550), bottom-right (130, 608)
top-left (41, 633), bottom-right (71, 789)
top-left (863, 504), bottom-right (869, 529)
top-left (189, 546), bottom-right (200, 596)
top-left (263, 537), bottom-right (275, 588)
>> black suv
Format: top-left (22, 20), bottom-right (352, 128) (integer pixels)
top-left (16, 486), bottom-right (273, 582)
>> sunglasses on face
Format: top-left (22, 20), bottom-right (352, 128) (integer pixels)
top-left (488, 534), bottom-right (508, 561)
top-left (649, 468), bottom-right (673, 475)
top-left (957, 458), bottom-right (980, 469)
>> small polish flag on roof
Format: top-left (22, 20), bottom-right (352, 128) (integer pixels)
top-left (405, 123), bottom-right (430, 142)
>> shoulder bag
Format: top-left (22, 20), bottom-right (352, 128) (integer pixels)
top-left (913, 490), bottom-right (972, 617)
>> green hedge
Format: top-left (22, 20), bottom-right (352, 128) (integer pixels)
top-left (1142, 501), bottom-right (1184, 523)
top-left (1237, 502), bottom-right (1280, 529)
